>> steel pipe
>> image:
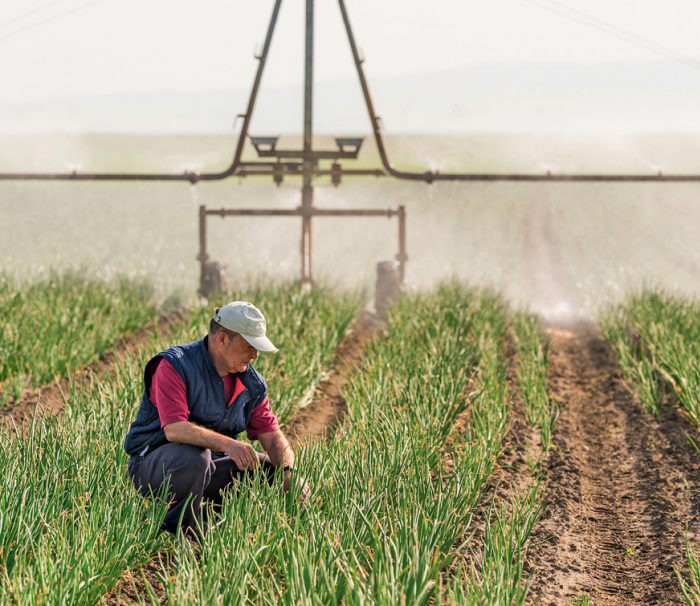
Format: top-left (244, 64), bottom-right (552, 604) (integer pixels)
top-left (0, 0), bottom-right (284, 184)
top-left (336, 0), bottom-right (700, 184)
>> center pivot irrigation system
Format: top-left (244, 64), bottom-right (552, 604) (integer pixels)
top-left (2, 0), bottom-right (700, 294)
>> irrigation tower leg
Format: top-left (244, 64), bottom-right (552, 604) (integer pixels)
top-left (300, 181), bottom-right (313, 286)
top-left (198, 204), bottom-right (208, 296)
top-left (300, 0), bottom-right (315, 287)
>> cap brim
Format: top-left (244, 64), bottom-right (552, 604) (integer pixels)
top-left (241, 333), bottom-right (279, 353)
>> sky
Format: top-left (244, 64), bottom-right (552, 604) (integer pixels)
top-left (0, 0), bottom-right (699, 131)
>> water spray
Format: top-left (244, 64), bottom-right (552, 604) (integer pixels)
top-left (1, 0), bottom-right (699, 296)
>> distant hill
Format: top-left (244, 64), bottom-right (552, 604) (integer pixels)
top-left (1, 61), bottom-right (700, 134)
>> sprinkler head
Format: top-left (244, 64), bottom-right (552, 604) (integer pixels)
top-left (273, 161), bottom-right (284, 187)
top-left (331, 162), bottom-right (342, 187)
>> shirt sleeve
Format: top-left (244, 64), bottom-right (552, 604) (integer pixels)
top-left (150, 358), bottom-right (190, 428)
top-left (246, 396), bottom-right (280, 440)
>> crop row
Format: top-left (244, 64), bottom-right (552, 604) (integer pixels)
top-left (602, 290), bottom-right (700, 603)
top-left (512, 312), bottom-right (555, 451)
top-left (0, 271), bottom-right (158, 401)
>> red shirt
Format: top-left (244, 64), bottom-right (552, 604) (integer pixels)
top-left (150, 358), bottom-right (279, 440)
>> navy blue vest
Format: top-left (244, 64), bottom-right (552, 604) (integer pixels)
top-left (123, 336), bottom-right (268, 457)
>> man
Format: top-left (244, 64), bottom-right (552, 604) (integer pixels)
top-left (124, 300), bottom-right (307, 536)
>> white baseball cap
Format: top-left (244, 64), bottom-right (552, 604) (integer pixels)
top-left (213, 301), bottom-right (278, 353)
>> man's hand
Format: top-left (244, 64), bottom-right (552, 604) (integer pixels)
top-left (257, 430), bottom-right (309, 502)
top-left (164, 421), bottom-right (261, 471)
top-left (224, 440), bottom-right (260, 471)
top-left (284, 470), bottom-right (310, 503)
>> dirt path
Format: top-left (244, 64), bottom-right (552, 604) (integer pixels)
top-left (284, 309), bottom-right (382, 445)
top-left (0, 309), bottom-right (187, 428)
top-left (527, 325), bottom-right (700, 605)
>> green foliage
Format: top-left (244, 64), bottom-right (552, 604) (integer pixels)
top-left (440, 304), bottom-right (544, 606)
top-left (0, 280), bottom-right (546, 603)
top-left (601, 297), bottom-right (665, 415)
top-left (678, 532), bottom-right (700, 605)
top-left (147, 283), bottom-right (539, 604)
top-left (0, 270), bottom-right (157, 395)
top-left (444, 483), bottom-right (542, 605)
top-left (511, 311), bottom-right (557, 450)
top-left (602, 289), bottom-right (700, 603)
top-left (0, 281), bottom-right (361, 604)
top-left (601, 289), bottom-right (700, 422)
top-left (0, 363), bottom-right (171, 605)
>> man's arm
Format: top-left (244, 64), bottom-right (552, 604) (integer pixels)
top-left (257, 429), bottom-right (294, 468)
top-left (164, 421), bottom-right (260, 470)
top-left (152, 359), bottom-right (259, 470)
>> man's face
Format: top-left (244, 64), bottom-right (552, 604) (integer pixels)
top-left (222, 332), bottom-right (258, 374)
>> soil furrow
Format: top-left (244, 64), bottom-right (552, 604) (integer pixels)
top-left (284, 309), bottom-right (382, 445)
top-left (0, 309), bottom-right (187, 428)
top-left (527, 325), bottom-right (700, 605)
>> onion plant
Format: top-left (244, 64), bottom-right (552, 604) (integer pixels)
top-left (601, 290), bottom-right (700, 421)
top-left (442, 306), bottom-right (546, 604)
top-left (444, 483), bottom-right (542, 605)
top-left (511, 312), bottom-right (556, 450)
top-left (0, 361), bottom-right (170, 605)
top-left (601, 298), bottom-right (665, 415)
top-left (602, 289), bottom-right (700, 601)
top-left (678, 533), bottom-right (700, 605)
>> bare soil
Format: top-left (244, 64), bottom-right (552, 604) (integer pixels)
top-left (284, 309), bottom-right (383, 445)
top-left (0, 309), bottom-right (187, 428)
top-left (527, 324), bottom-right (700, 605)
top-left (100, 555), bottom-right (172, 606)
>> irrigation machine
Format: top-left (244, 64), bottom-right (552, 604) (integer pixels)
top-left (1, 0), bottom-right (699, 305)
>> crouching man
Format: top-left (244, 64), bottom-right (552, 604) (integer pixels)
top-left (123, 301), bottom-right (308, 536)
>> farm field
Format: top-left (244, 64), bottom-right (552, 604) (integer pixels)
top-left (0, 271), bottom-right (159, 401)
top-left (1, 273), bottom-right (558, 604)
top-left (4, 134), bottom-right (700, 604)
top-left (601, 291), bottom-right (700, 603)
top-left (0, 279), bottom-right (362, 603)
top-left (6, 268), bottom-right (700, 603)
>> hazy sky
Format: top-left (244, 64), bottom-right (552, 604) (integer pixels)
top-left (1, 0), bottom-right (699, 100)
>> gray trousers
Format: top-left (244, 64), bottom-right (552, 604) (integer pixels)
top-left (128, 443), bottom-right (275, 535)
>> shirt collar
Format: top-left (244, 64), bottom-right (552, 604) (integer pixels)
top-left (203, 335), bottom-right (249, 400)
